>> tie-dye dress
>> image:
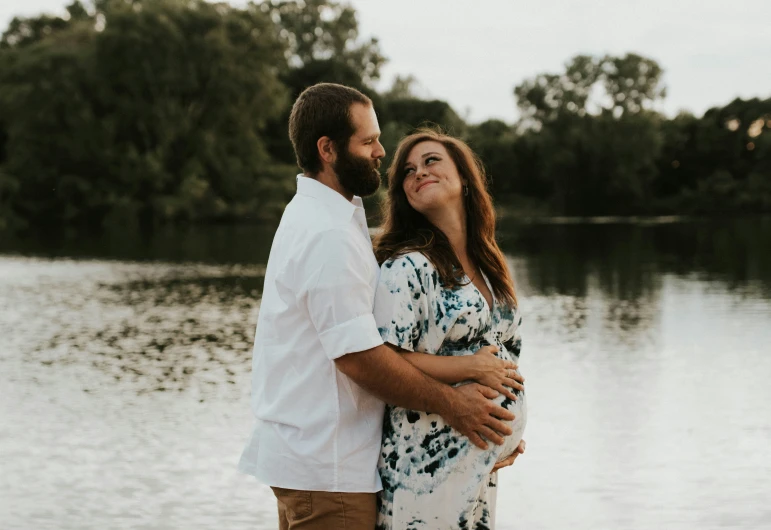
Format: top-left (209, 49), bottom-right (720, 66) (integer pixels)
top-left (373, 251), bottom-right (527, 530)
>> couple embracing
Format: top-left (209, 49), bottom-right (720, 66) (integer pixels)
top-left (239, 83), bottom-right (527, 530)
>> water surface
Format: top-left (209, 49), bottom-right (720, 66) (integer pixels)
top-left (1, 217), bottom-right (770, 529)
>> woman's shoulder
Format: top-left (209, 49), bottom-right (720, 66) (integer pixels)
top-left (379, 252), bottom-right (438, 296)
top-left (380, 251), bottom-right (435, 273)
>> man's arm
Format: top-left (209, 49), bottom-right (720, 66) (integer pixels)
top-left (335, 343), bottom-right (515, 450)
top-left (300, 232), bottom-right (514, 450)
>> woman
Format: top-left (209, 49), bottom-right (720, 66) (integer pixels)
top-left (372, 130), bottom-right (527, 529)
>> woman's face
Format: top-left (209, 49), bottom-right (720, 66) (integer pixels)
top-left (402, 141), bottom-right (464, 216)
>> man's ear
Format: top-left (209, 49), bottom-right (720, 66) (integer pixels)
top-left (317, 136), bottom-right (337, 165)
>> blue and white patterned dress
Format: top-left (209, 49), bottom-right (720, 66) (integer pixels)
top-left (373, 251), bottom-right (527, 530)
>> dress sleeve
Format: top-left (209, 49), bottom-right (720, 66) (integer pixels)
top-left (373, 254), bottom-right (431, 352)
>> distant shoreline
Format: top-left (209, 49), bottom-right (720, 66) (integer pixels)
top-left (367, 215), bottom-right (696, 237)
top-left (499, 214), bottom-right (692, 225)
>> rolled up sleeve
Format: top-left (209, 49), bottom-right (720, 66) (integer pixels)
top-left (302, 229), bottom-right (384, 360)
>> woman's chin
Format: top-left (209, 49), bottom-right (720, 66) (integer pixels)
top-left (411, 191), bottom-right (457, 212)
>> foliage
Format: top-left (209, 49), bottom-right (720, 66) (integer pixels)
top-left (0, 3), bottom-right (768, 232)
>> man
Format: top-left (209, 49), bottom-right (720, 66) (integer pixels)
top-left (239, 83), bottom-right (519, 529)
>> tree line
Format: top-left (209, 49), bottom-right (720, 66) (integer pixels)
top-left (0, 0), bottom-right (768, 232)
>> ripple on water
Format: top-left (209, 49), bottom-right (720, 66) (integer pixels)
top-left (0, 257), bottom-right (265, 397)
top-left (1, 248), bottom-right (770, 530)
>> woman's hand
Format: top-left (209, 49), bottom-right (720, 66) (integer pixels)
top-left (470, 345), bottom-right (524, 401)
top-left (491, 439), bottom-right (526, 472)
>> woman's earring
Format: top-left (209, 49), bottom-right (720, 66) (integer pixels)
top-left (463, 185), bottom-right (469, 197)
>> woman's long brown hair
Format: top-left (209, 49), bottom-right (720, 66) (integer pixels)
top-left (374, 129), bottom-right (517, 308)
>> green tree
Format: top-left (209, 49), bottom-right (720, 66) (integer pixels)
top-left (600, 53), bottom-right (666, 117)
top-left (383, 74), bottom-right (418, 101)
top-left (268, 0), bottom-right (384, 88)
top-left (0, 0), bottom-right (291, 228)
top-left (513, 53), bottom-right (666, 214)
top-left (468, 120), bottom-right (521, 197)
top-left (514, 54), bottom-right (601, 125)
top-left (259, 0), bottom-right (387, 165)
top-left (655, 97), bottom-right (771, 213)
top-left (0, 1), bottom-right (94, 230)
top-left (1, 1), bottom-right (92, 49)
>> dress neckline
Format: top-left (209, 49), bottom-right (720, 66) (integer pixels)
top-left (465, 271), bottom-right (495, 314)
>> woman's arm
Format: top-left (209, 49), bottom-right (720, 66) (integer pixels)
top-left (396, 345), bottom-right (525, 401)
top-left (492, 439), bottom-right (526, 472)
top-left (400, 351), bottom-right (478, 384)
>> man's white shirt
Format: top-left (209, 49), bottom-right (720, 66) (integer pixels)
top-left (238, 175), bottom-right (385, 492)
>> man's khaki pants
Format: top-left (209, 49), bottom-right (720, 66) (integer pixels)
top-left (271, 487), bottom-right (377, 530)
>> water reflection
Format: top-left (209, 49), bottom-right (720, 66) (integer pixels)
top-left (1, 218), bottom-right (769, 530)
top-left (0, 259), bottom-right (264, 396)
top-left (499, 216), bottom-right (771, 298)
top-left (499, 217), bottom-right (771, 354)
top-left (0, 223), bottom-right (277, 264)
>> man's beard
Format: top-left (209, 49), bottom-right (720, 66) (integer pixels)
top-left (333, 146), bottom-right (381, 198)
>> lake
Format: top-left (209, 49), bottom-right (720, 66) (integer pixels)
top-left (1, 216), bottom-right (770, 530)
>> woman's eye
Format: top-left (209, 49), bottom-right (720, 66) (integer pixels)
top-left (426, 156), bottom-right (439, 164)
top-left (404, 168), bottom-right (415, 176)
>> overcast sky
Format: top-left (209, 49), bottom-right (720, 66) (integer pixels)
top-left (2, 0), bottom-right (769, 123)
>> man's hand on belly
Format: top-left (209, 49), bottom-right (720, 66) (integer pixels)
top-left (441, 383), bottom-right (516, 450)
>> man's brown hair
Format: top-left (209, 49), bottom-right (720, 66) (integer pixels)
top-left (288, 83), bottom-right (372, 175)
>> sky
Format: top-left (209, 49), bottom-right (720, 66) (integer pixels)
top-left (2, 0), bottom-right (769, 123)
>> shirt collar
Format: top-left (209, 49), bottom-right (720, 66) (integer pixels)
top-left (295, 174), bottom-right (363, 221)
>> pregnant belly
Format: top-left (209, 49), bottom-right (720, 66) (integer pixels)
top-left (494, 390), bottom-right (527, 464)
top-left (378, 392), bottom-right (528, 495)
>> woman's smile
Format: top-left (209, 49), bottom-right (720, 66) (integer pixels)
top-left (416, 180), bottom-right (438, 193)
